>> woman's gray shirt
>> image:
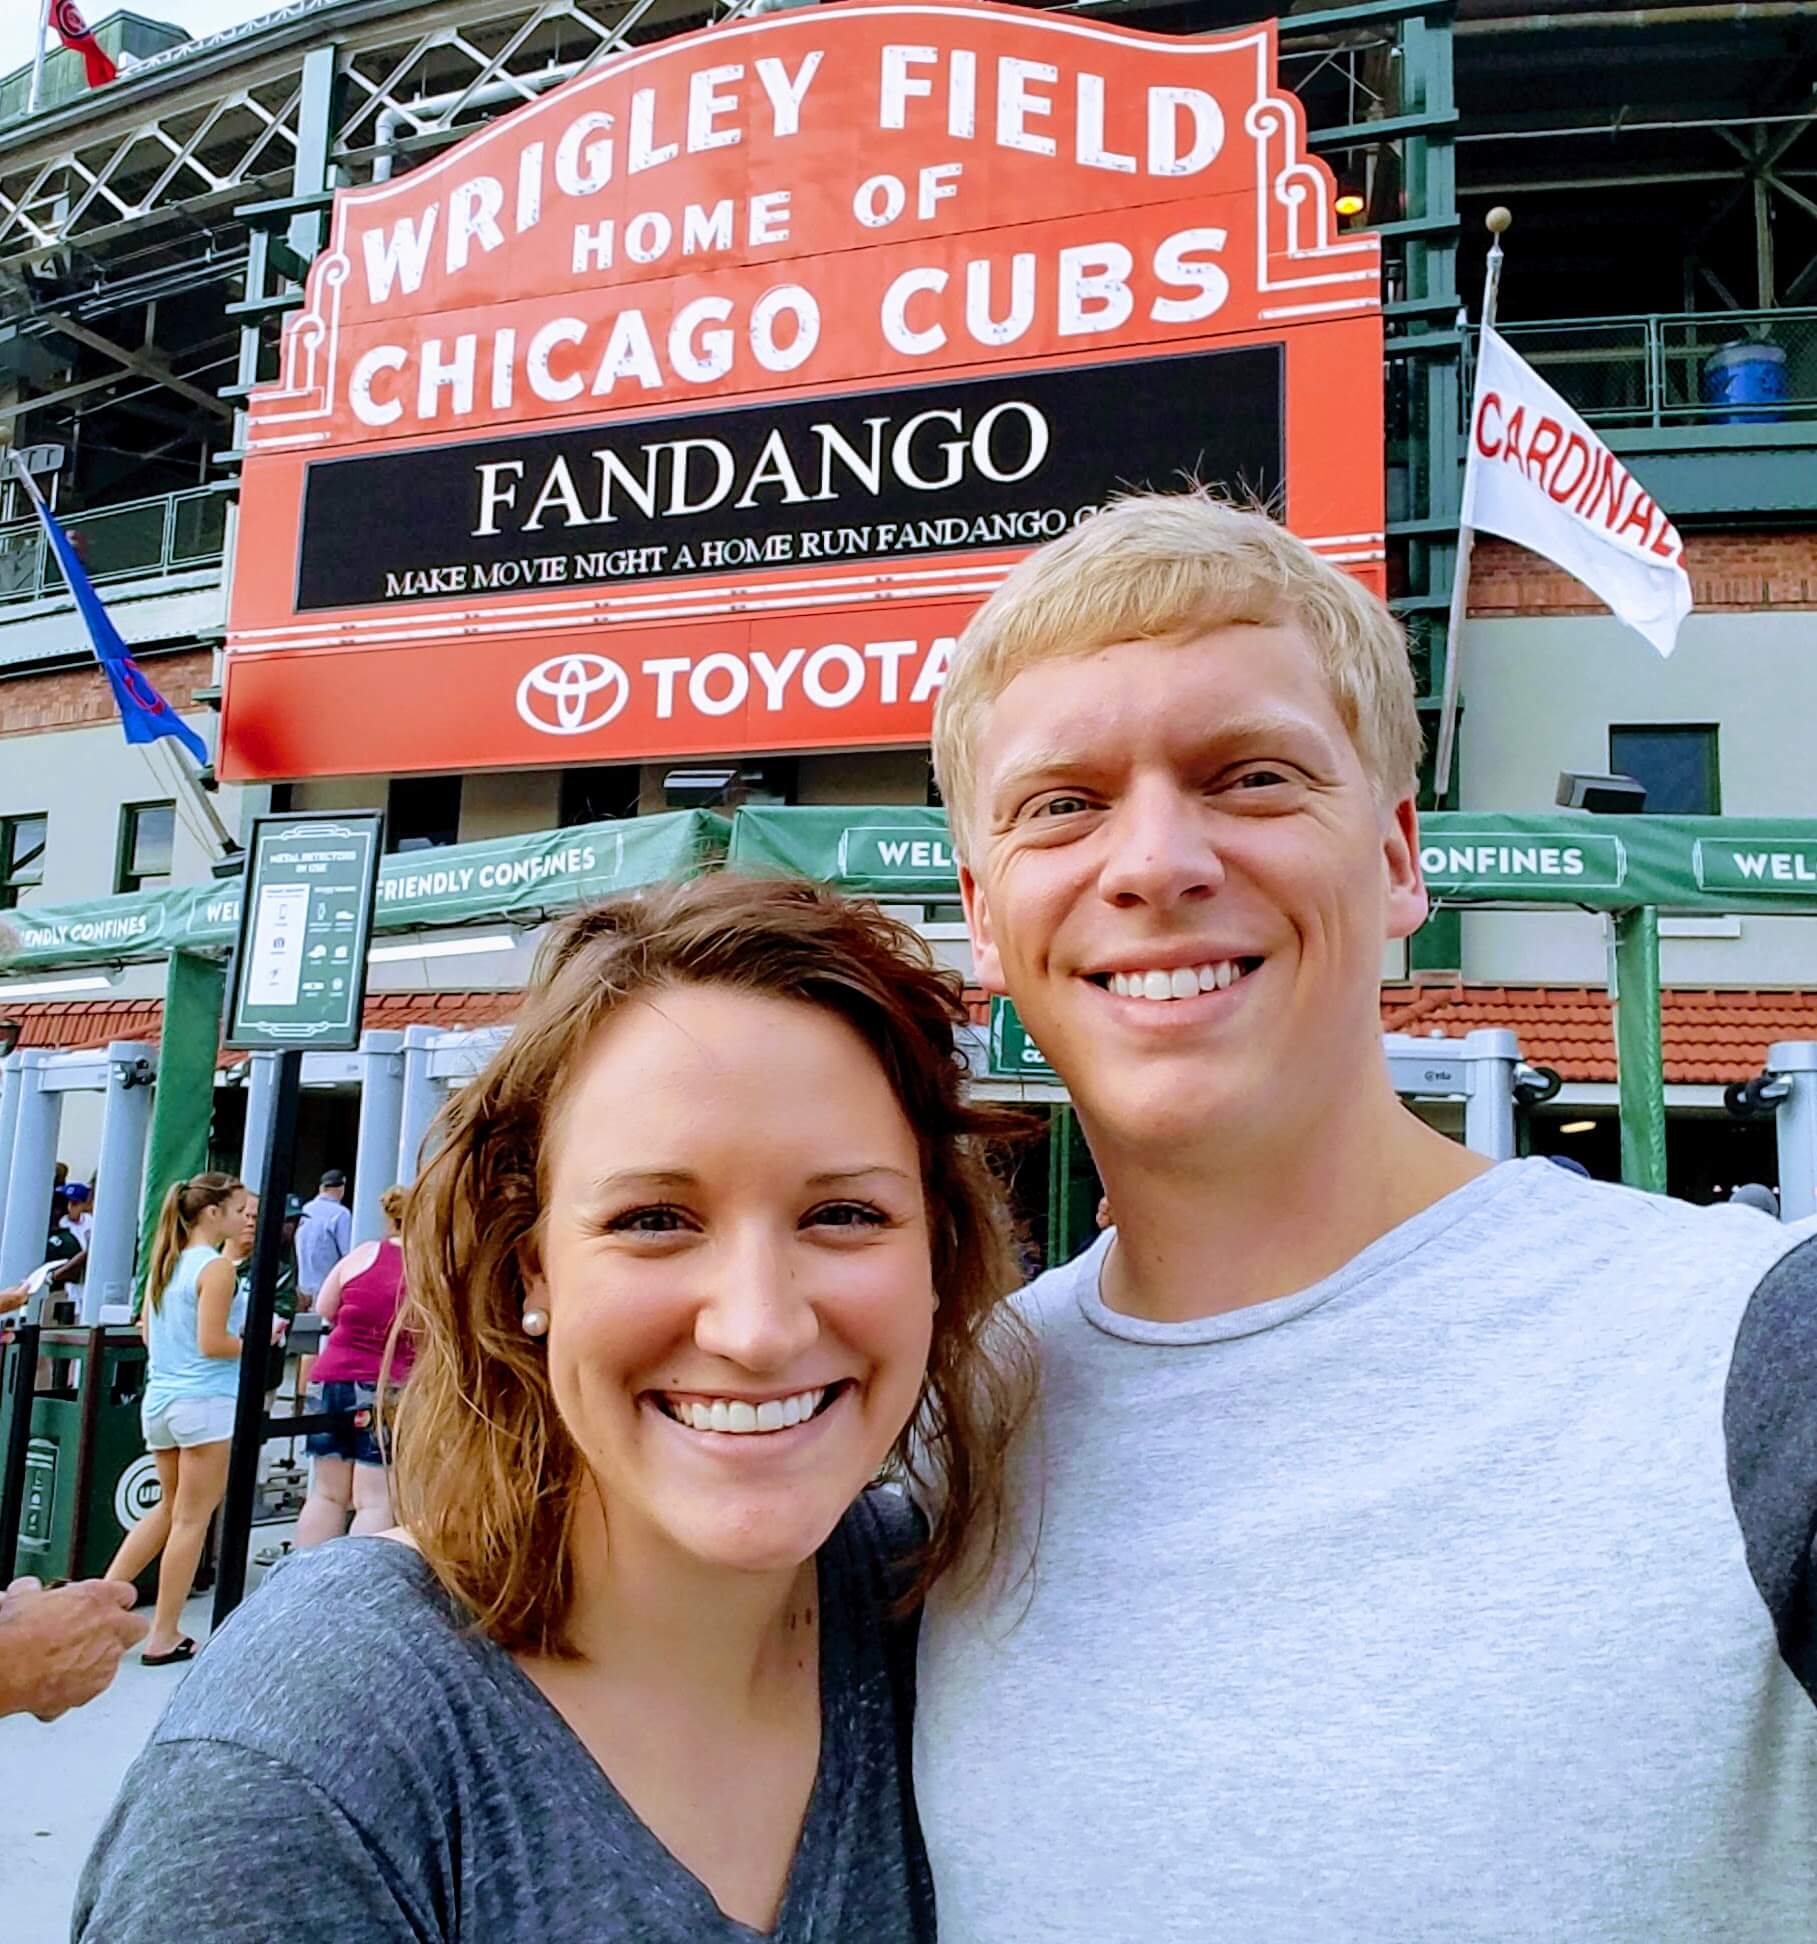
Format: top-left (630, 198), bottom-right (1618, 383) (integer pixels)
top-left (75, 1493), bottom-right (931, 1942)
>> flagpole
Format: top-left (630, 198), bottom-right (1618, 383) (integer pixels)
top-left (1431, 205), bottom-right (1511, 808)
top-left (26, 0), bottom-right (51, 115)
top-left (144, 736), bottom-right (239, 865)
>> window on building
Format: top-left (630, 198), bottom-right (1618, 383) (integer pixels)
top-left (116, 801), bottom-right (175, 894)
top-left (1608, 725), bottom-right (1720, 815)
top-left (0, 813), bottom-right (47, 909)
top-left (387, 775), bottom-right (463, 852)
top-left (559, 766), bottom-right (642, 827)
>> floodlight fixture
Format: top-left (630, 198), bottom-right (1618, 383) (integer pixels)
top-left (1555, 771), bottom-right (1646, 815)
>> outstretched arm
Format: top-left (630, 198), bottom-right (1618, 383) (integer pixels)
top-left (0, 1576), bottom-right (147, 1721)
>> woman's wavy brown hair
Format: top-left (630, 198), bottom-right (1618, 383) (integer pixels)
top-left (390, 872), bottom-right (1033, 1657)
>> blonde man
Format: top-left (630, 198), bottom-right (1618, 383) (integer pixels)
top-left (917, 492), bottom-right (1817, 1941)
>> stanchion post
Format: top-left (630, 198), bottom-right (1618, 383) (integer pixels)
top-left (213, 1047), bottom-right (302, 1625)
top-left (215, 808), bottom-right (382, 1622)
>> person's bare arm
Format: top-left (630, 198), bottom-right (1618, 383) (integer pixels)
top-left (314, 1244), bottom-right (376, 1326)
top-left (194, 1258), bottom-right (244, 1361)
top-left (0, 1577), bottom-right (148, 1720)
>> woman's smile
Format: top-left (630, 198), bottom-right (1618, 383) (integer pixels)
top-left (647, 1380), bottom-right (852, 1436)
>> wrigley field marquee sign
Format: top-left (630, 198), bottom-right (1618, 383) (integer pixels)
top-left (221, 0), bottom-right (1383, 780)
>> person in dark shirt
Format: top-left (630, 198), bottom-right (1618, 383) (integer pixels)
top-left (41, 1188), bottom-right (86, 1318)
top-left (225, 1187), bottom-right (299, 1396)
top-left (78, 876), bottom-right (1032, 1942)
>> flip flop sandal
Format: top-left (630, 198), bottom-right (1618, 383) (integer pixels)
top-left (141, 1637), bottom-right (197, 1667)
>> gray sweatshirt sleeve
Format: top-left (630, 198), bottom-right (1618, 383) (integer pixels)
top-left (1725, 1232), bottom-right (1817, 1708)
top-left (74, 1739), bottom-right (432, 1942)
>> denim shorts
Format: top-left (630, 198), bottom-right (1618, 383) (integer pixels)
top-left (143, 1393), bottom-right (237, 1450)
top-left (304, 1380), bottom-right (394, 1467)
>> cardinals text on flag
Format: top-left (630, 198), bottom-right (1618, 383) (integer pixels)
top-left (1462, 325), bottom-right (1692, 657)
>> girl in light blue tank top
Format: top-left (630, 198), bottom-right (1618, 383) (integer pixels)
top-left (143, 1243), bottom-right (240, 1411)
top-left (107, 1173), bottom-right (250, 1666)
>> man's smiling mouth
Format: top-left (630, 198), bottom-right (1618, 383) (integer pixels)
top-left (1087, 958), bottom-right (1263, 1003)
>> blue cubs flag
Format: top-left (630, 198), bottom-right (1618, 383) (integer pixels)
top-left (15, 464), bottom-right (209, 766)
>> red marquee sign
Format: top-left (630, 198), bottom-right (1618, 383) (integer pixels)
top-left (221, 0), bottom-right (1383, 781)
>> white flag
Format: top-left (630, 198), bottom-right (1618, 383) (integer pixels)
top-left (1462, 326), bottom-right (1692, 656)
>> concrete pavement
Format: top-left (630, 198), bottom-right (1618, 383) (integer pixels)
top-left (0, 1528), bottom-right (301, 1943)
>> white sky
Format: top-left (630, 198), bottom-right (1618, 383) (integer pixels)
top-left (0, 2), bottom-right (286, 81)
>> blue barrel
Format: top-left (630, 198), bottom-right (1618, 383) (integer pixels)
top-left (1701, 340), bottom-right (1788, 423)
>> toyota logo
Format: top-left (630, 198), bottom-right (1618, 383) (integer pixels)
top-left (516, 653), bottom-right (630, 736)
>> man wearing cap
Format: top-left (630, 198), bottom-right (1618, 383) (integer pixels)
top-left (293, 1170), bottom-right (352, 1306)
top-left (42, 1187), bottom-right (87, 1315)
top-left (62, 1181), bottom-right (95, 1250)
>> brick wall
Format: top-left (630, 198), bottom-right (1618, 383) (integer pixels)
top-left (0, 647), bottom-right (212, 737)
top-left (1468, 532), bottom-right (1817, 618)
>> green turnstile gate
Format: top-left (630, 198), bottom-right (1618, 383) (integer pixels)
top-left (0, 1327), bottom-right (158, 1595)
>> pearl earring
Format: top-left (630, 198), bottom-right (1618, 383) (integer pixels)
top-left (521, 1308), bottom-right (549, 1338)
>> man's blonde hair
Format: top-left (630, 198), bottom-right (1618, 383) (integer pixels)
top-left (932, 492), bottom-right (1423, 858)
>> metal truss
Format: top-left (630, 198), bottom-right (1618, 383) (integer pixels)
top-left (0, 0), bottom-right (1448, 267)
top-left (327, 0), bottom-right (709, 183)
top-left (0, 0), bottom-right (707, 273)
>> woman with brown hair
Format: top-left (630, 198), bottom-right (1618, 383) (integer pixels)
top-left (103, 1172), bottom-right (248, 1667)
top-left (78, 875), bottom-right (1030, 1943)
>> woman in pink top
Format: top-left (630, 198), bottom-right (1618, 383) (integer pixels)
top-left (296, 1184), bottom-right (413, 1546)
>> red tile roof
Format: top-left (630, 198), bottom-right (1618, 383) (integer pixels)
top-left (1, 991), bottom-right (528, 1061)
top-left (1379, 984), bottom-right (1817, 1084)
top-left (9, 986), bottom-right (1817, 1087)
top-left (361, 991), bottom-right (523, 1031)
top-left (5, 998), bottom-right (165, 1051)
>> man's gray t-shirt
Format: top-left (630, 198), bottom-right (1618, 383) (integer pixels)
top-left (78, 1493), bottom-right (931, 1941)
top-left (917, 1159), bottom-right (1817, 1941)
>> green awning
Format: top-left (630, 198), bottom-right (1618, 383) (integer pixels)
top-left (0, 811), bottom-right (728, 974)
top-left (11, 803), bottom-right (1817, 978)
top-left (730, 806), bottom-right (963, 898)
top-left (729, 805), bottom-right (1817, 915)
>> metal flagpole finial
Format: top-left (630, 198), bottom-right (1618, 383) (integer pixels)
top-left (1480, 205), bottom-right (1512, 331)
top-left (1485, 206), bottom-right (1513, 272)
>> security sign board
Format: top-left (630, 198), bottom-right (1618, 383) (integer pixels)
top-left (221, 1), bottom-right (1383, 780)
top-left (225, 813), bottom-right (384, 1048)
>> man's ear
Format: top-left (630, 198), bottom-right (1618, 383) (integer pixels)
top-left (959, 861), bottom-right (1006, 993)
top-left (1383, 796), bottom-right (1430, 943)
